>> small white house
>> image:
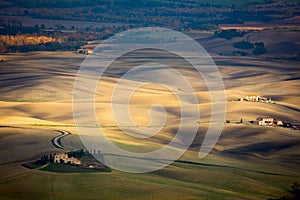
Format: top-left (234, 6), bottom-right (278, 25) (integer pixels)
top-left (246, 94), bottom-right (260, 101)
top-left (256, 116), bottom-right (274, 126)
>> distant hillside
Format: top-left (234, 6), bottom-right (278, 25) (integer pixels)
top-left (0, 0), bottom-right (299, 56)
top-left (5, 0), bottom-right (300, 8)
top-left (199, 27), bottom-right (300, 59)
top-left (0, 0), bottom-right (299, 30)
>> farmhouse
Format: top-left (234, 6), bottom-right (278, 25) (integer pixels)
top-left (76, 48), bottom-right (93, 55)
top-left (256, 116), bottom-right (274, 126)
top-left (54, 153), bottom-right (67, 162)
top-left (245, 94), bottom-right (260, 101)
top-left (54, 153), bottom-right (81, 165)
top-left (84, 49), bottom-right (93, 54)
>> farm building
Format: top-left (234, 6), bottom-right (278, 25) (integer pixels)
top-left (256, 116), bottom-right (274, 126)
top-left (245, 94), bottom-right (260, 101)
top-left (54, 153), bottom-right (81, 165)
top-left (54, 153), bottom-right (67, 163)
top-left (84, 49), bottom-right (93, 54)
top-left (274, 119), bottom-right (283, 126)
top-left (76, 48), bottom-right (93, 55)
top-left (243, 94), bottom-right (271, 102)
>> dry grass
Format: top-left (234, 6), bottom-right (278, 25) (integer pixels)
top-left (0, 51), bottom-right (299, 199)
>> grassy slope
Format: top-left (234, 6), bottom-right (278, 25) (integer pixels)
top-left (0, 125), bottom-right (299, 200)
top-left (0, 52), bottom-right (300, 199)
top-left (40, 163), bottom-right (111, 173)
top-left (0, 161), bottom-right (297, 200)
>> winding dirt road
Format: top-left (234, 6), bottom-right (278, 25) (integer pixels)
top-left (51, 130), bottom-right (73, 150)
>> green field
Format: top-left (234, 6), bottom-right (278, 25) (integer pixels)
top-left (21, 161), bottom-right (46, 169)
top-left (40, 163), bottom-right (111, 173)
top-left (1, 159), bottom-right (298, 200)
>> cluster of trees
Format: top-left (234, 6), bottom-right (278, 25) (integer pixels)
top-left (67, 149), bottom-right (90, 158)
top-left (253, 42), bottom-right (267, 55)
top-left (39, 154), bottom-right (55, 164)
top-left (0, 22), bottom-right (90, 53)
top-left (2, 0), bottom-right (298, 31)
top-left (5, 0), bottom-right (243, 9)
top-left (233, 41), bottom-right (255, 49)
top-left (214, 29), bottom-right (267, 56)
top-left (224, 10), bottom-right (272, 24)
top-left (0, 19), bottom-right (137, 53)
top-left (0, 35), bottom-right (57, 46)
top-left (214, 29), bottom-right (249, 40)
top-left (233, 41), bottom-right (267, 55)
top-left (0, 35), bottom-right (86, 53)
top-left (0, 25), bottom-right (40, 35)
top-left (4, 41), bottom-right (86, 53)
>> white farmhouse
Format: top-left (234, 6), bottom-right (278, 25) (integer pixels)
top-left (246, 94), bottom-right (260, 101)
top-left (256, 116), bottom-right (274, 126)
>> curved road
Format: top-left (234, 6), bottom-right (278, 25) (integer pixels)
top-left (51, 130), bottom-right (73, 150)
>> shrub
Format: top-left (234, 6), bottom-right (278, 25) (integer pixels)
top-left (233, 41), bottom-right (254, 49)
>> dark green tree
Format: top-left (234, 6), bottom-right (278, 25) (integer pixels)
top-left (253, 42), bottom-right (267, 55)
